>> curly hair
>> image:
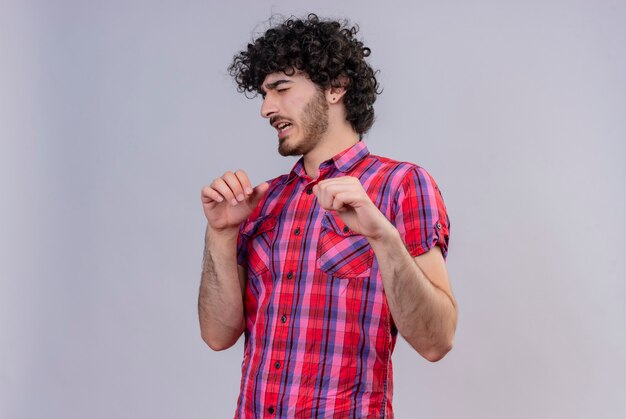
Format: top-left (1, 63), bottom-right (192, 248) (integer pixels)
top-left (228, 14), bottom-right (380, 135)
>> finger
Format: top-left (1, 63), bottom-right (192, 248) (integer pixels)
top-left (320, 183), bottom-right (353, 195)
top-left (331, 191), bottom-right (362, 211)
top-left (210, 177), bottom-right (238, 205)
top-left (253, 181), bottom-right (270, 195)
top-left (313, 184), bottom-right (335, 210)
top-left (331, 191), bottom-right (346, 211)
top-left (201, 186), bottom-right (224, 204)
top-left (222, 171), bottom-right (246, 202)
top-left (317, 182), bottom-right (368, 211)
top-left (248, 182), bottom-right (270, 207)
top-left (316, 180), bottom-right (362, 199)
top-left (234, 170), bottom-right (254, 196)
top-left (312, 184), bottom-right (325, 206)
top-left (315, 182), bottom-right (344, 201)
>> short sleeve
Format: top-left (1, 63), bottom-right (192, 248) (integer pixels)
top-left (236, 221), bottom-right (248, 267)
top-left (236, 215), bottom-right (277, 267)
top-left (393, 166), bottom-right (450, 259)
top-left (235, 177), bottom-right (278, 267)
top-left (236, 202), bottom-right (264, 267)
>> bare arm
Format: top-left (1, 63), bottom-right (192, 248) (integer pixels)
top-left (198, 170), bottom-right (268, 351)
top-left (313, 176), bottom-right (457, 361)
top-left (198, 227), bottom-right (246, 351)
top-left (368, 229), bottom-right (457, 362)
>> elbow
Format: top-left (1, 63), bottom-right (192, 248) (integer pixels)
top-left (421, 340), bottom-right (453, 362)
top-left (422, 307), bottom-right (457, 362)
top-left (200, 327), bottom-right (242, 352)
top-left (203, 336), bottom-right (234, 352)
top-left (409, 335), bottom-right (454, 362)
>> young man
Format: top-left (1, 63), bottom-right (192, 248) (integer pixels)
top-left (199, 14), bottom-right (457, 418)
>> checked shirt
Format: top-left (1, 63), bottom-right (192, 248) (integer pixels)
top-left (235, 141), bottom-right (450, 418)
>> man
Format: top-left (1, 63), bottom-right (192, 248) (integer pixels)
top-left (199, 14), bottom-right (457, 418)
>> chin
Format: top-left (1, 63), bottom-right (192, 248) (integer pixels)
top-left (278, 133), bottom-right (320, 157)
top-left (278, 146), bottom-right (300, 157)
top-left (278, 137), bottom-right (302, 156)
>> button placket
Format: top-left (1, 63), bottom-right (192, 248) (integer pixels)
top-left (266, 181), bottom-right (315, 413)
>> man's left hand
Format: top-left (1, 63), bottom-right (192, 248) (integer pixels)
top-left (313, 176), bottom-right (395, 241)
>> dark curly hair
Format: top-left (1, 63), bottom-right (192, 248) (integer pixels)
top-left (228, 14), bottom-right (380, 135)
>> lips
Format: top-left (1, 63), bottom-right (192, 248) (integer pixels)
top-left (277, 121), bottom-right (292, 131)
top-left (277, 123), bottom-right (293, 140)
top-left (271, 117), bottom-right (294, 139)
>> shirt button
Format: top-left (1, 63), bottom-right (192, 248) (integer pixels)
top-left (343, 226), bottom-right (350, 233)
top-left (281, 314), bottom-right (287, 323)
top-left (274, 361), bottom-right (281, 369)
top-left (294, 227), bottom-right (300, 236)
top-left (268, 406), bottom-right (275, 414)
top-left (286, 271), bottom-right (293, 280)
top-left (306, 188), bottom-right (313, 195)
top-left (436, 223), bottom-right (442, 230)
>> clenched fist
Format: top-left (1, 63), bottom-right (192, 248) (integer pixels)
top-left (312, 176), bottom-right (395, 241)
top-left (201, 170), bottom-right (269, 233)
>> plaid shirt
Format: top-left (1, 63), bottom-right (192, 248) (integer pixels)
top-left (236, 141), bottom-right (449, 418)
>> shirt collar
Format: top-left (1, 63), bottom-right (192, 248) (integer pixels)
top-left (285, 141), bottom-right (370, 183)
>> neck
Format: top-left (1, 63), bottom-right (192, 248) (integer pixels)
top-left (303, 115), bottom-right (360, 179)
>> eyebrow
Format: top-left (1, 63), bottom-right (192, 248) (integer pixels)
top-left (260, 79), bottom-right (292, 94)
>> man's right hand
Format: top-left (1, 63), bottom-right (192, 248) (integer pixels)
top-left (201, 170), bottom-right (269, 233)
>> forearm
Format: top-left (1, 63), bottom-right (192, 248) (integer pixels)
top-left (369, 228), bottom-right (457, 362)
top-left (198, 225), bottom-right (245, 351)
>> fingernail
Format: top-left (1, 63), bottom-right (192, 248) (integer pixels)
top-left (231, 199), bottom-right (238, 206)
top-left (237, 194), bottom-right (244, 201)
top-left (217, 196), bottom-right (224, 202)
top-left (246, 187), bottom-right (253, 194)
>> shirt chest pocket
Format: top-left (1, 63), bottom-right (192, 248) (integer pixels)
top-left (241, 215), bottom-right (277, 278)
top-left (317, 213), bottom-right (373, 278)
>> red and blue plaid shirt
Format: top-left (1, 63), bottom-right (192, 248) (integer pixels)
top-left (236, 141), bottom-right (450, 418)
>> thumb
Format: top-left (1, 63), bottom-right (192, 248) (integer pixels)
top-left (249, 182), bottom-right (270, 206)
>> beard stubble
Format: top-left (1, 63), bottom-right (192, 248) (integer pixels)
top-left (278, 90), bottom-right (329, 157)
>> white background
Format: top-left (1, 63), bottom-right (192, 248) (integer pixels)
top-left (1, 0), bottom-right (625, 418)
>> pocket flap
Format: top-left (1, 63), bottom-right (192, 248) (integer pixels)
top-left (318, 212), bottom-right (372, 278)
top-left (241, 215), bottom-right (277, 238)
top-left (321, 212), bottom-right (356, 237)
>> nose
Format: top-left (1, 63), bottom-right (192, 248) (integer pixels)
top-left (260, 94), bottom-right (278, 118)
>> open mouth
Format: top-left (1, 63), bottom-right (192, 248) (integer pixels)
top-left (277, 122), bottom-right (292, 132)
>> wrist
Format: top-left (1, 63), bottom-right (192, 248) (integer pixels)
top-left (206, 223), bottom-right (240, 243)
top-left (367, 221), bottom-right (401, 247)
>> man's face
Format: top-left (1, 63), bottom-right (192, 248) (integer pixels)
top-left (260, 72), bottom-right (329, 157)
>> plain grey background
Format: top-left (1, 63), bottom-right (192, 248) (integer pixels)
top-left (1, 0), bottom-right (625, 418)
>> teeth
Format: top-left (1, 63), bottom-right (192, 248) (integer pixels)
top-left (277, 122), bottom-right (291, 131)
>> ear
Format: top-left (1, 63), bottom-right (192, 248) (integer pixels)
top-left (325, 76), bottom-right (350, 104)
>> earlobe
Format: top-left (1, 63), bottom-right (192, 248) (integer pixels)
top-left (326, 85), bottom-right (347, 104)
